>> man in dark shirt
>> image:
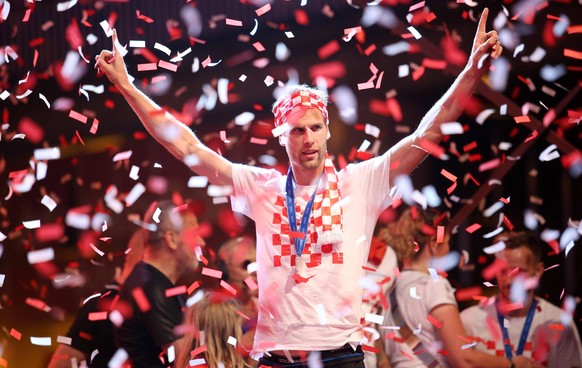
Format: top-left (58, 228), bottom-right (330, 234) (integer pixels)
top-left (48, 229), bottom-right (146, 368)
top-left (114, 200), bottom-right (204, 367)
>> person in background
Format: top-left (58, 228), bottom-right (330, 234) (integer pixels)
top-left (216, 236), bottom-right (258, 360)
top-left (113, 200), bottom-right (205, 367)
top-left (362, 229), bottom-right (397, 368)
top-left (460, 231), bottom-right (582, 367)
top-left (47, 229), bottom-right (145, 368)
top-left (174, 291), bottom-right (246, 368)
top-left (382, 208), bottom-right (539, 368)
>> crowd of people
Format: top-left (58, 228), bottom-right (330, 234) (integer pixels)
top-left (44, 7), bottom-right (581, 368)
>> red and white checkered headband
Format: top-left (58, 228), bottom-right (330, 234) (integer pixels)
top-left (273, 90), bottom-right (329, 128)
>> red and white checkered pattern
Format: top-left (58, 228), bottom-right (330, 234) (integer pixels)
top-left (273, 90), bottom-right (329, 128)
top-left (270, 156), bottom-right (344, 269)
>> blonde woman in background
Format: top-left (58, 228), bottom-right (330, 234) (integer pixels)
top-left (174, 292), bottom-right (246, 368)
top-left (380, 208), bottom-right (540, 368)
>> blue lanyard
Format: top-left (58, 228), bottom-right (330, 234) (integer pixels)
top-left (285, 167), bottom-right (321, 257)
top-left (496, 298), bottom-right (537, 358)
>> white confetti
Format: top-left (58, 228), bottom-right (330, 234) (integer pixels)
top-left (153, 207), bottom-right (162, 223)
top-left (56, 336), bottom-right (72, 345)
top-left (234, 112), bottom-right (255, 126)
top-left (483, 240), bottom-right (506, 254)
top-left (23, 220), bottom-right (41, 229)
top-left (89, 243), bottom-right (105, 257)
top-left (365, 313), bottom-right (384, 325)
top-left (125, 183), bottom-right (146, 207)
top-left (316, 303), bottom-right (327, 325)
top-left (108, 348), bottom-right (129, 368)
top-left (398, 64), bottom-right (409, 78)
top-left (27, 247), bottom-right (55, 264)
top-left (99, 20), bottom-right (113, 37)
top-left (409, 286), bottom-right (420, 299)
top-left (383, 41), bottom-right (410, 56)
top-left (364, 124), bottom-right (380, 138)
top-left (41, 195), bottom-right (57, 212)
top-left (112, 150), bottom-right (133, 162)
top-left (407, 26), bottom-right (422, 39)
top-left (129, 40), bottom-right (146, 48)
top-left (539, 144), bottom-right (560, 162)
top-left (129, 165), bottom-right (140, 180)
top-left (483, 227), bottom-right (504, 239)
top-left (187, 176), bottom-right (209, 188)
top-left (440, 122), bottom-right (464, 135)
top-left (153, 42), bottom-right (171, 56)
top-left (56, 0), bottom-right (77, 12)
top-left (227, 336), bottom-right (237, 347)
top-left (30, 336), bottom-right (52, 346)
top-left (65, 211), bottom-right (91, 230)
top-left (34, 147), bottom-right (61, 161)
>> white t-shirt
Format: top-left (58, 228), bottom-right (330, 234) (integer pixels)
top-left (460, 297), bottom-right (582, 367)
top-left (231, 155), bottom-right (394, 358)
top-left (383, 270), bottom-right (457, 368)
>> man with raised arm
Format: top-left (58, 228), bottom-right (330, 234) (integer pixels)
top-left (96, 9), bottom-right (505, 367)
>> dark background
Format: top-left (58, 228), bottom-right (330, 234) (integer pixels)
top-left (0, 0), bottom-right (581, 366)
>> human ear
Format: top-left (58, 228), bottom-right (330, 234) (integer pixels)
top-left (164, 230), bottom-right (179, 250)
top-left (534, 261), bottom-right (544, 279)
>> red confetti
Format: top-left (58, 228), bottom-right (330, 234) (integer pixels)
top-left (361, 345), bottom-right (379, 353)
top-left (318, 40), bottom-right (340, 60)
top-left (422, 58), bottom-right (447, 70)
top-left (131, 287), bottom-right (151, 312)
top-left (201, 267), bottom-right (223, 279)
top-left (69, 110), bottom-right (88, 124)
top-left (292, 273), bottom-right (315, 284)
top-left (136, 10), bottom-right (154, 23)
top-left (465, 223), bottom-right (481, 234)
top-left (436, 226), bottom-right (445, 243)
top-left (426, 314), bottom-right (443, 329)
top-left (514, 115), bottom-right (531, 124)
top-left (88, 311), bottom-right (108, 321)
top-left (455, 286), bottom-right (482, 302)
top-left (165, 285), bottom-right (187, 297)
top-left (220, 280), bottom-right (237, 296)
top-left (564, 49), bottom-right (582, 60)
top-left (187, 281), bottom-right (201, 295)
top-left (10, 329), bottom-right (22, 341)
top-left (18, 117), bottom-right (45, 144)
top-left (294, 9), bottom-right (309, 25)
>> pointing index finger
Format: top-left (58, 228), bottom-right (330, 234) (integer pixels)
top-left (112, 28), bottom-right (118, 54)
top-left (477, 8), bottom-right (489, 34)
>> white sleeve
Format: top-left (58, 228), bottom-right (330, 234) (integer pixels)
top-left (343, 153), bottom-right (394, 214)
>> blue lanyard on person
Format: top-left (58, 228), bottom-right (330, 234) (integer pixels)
top-left (496, 298), bottom-right (537, 358)
top-left (285, 167), bottom-right (322, 259)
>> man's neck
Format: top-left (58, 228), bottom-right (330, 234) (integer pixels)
top-left (144, 253), bottom-right (178, 284)
top-left (498, 295), bottom-right (535, 318)
top-left (292, 165), bottom-right (324, 186)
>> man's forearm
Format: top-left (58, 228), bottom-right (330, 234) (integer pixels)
top-left (114, 79), bottom-right (203, 161)
top-left (413, 66), bottom-right (480, 143)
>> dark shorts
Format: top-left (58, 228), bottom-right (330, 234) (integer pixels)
top-left (257, 344), bottom-right (364, 368)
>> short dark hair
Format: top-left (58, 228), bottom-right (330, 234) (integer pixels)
top-left (497, 231), bottom-right (543, 264)
top-left (142, 200), bottom-right (196, 250)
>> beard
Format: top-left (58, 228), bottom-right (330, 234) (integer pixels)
top-left (299, 143), bottom-right (327, 170)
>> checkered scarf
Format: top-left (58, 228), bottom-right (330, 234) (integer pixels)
top-left (311, 154), bottom-right (344, 246)
top-left (273, 89), bottom-right (329, 129)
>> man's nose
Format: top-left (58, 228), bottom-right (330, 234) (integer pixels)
top-left (304, 129), bottom-right (315, 144)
